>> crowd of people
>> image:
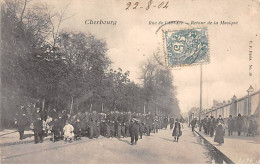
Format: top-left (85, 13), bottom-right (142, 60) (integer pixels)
top-left (190, 114), bottom-right (259, 145)
top-left (14, 105), bottom-right (184, 145)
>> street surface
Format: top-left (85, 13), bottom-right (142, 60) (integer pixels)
top-left (195, 127), bottom-right (260, 163)
top-left (1, 124), bottom-right (214, 164)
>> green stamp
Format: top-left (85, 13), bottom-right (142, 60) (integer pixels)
top-left (163, 27), bottom-right (209, 67)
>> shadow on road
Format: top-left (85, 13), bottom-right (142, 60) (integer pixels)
top-left (158, 137), bottom-right (173, 142)
top-left (116, 137), bottom-right (131, 145)
top-left (23, 133), bottom-right (34, 139)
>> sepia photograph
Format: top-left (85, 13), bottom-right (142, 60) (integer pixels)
top-left (0, 0), bottom-right (260, 164)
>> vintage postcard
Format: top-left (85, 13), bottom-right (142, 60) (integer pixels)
top-left (0, 0), bottom-right (260, 164)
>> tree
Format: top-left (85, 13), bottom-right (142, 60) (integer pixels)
top-left (139, 55), bottom-right (180, 116)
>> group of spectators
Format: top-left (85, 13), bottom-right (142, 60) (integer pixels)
top-left (189, 114), bottom-right (259, 145)
top-left (14, 105), bottom-right (182, 145)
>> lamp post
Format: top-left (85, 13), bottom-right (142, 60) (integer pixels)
top-left (247, 85), bottom-right (254, 115)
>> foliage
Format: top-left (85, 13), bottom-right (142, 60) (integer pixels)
top-left (0, 0), bottom-right (180, 128)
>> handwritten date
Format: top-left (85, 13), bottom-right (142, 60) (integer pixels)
top-left (125, 0), bottom-right (169, 10)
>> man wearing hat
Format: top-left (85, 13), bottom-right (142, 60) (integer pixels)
top-left (74, 119), bottom-right (82, 140)
top-left (237, 113), bottom-right (243, 136)
top-left (209, 116), bottom-right (216, 137)
top-left (129, 118), bottom-right (139, 145)
top-left (33, 108), bottom-right (44, 144)
top-left (15, 107), bottom-right (29, 140)
top-left (227, 115), bottom-right (235, 136)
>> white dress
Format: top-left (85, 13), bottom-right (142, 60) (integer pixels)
top-left (63, 124), bottom-right (75, 139)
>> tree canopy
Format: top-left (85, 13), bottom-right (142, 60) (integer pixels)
top-left (0, 0), bottom-right (180, 128)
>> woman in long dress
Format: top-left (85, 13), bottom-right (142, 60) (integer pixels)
top-left (172, 118), bottom-right (181, 142)
top-left (214, 122), bottom-right (225, 146)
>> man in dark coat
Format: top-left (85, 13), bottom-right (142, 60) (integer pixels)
top-left (163, 116), bottom-right (169, 129)
top-left (209, 116), bottom-right (215, 137)
top-left (33, 112), bottom-right (44, 144)
top-left (203, 116), bottom-right (208, 134)
top-left (116, 112), bottom-right (123, 138)
top-left (74, 119), bottom-right (82, 140)
top-left (191, 118), bottom-right (197, 132)
top-left (237, 114), bottom-right (243, 136)
top-left (145, 113), bottom-right (153, 136)
top-left (129, 118), bottom-right (139, 145)
top-left (125, 119), bottom-right (131, 137)
top-left (206, 116), bottom-right (211, 135)
top-left (227, 115), bottom-right (234, 136)
top-left (170, 117), bottom-right (174, 129)
top-left (15, 113), bottom-right (29, 140)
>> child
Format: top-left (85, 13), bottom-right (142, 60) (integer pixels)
top-left (63, 121), bottom-right (74, 143)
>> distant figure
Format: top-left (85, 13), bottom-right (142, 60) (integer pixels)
top-left (15, 113), bottom-right (28, 140)
top-left (169, 117), bottom-right (174, 129)
top-left (63, 122), bottom-right (74, 143)
top-left (217, 115), bottom-right (224, 124)
top-left (209, 116), bottom-right (215, 137)
top-left (43, 115), bottom-right (52, 137)
top-left (129, 118), bottom-right (139, 145)
top-left (172, 118), bottom-right (181, 142)
top-left (237, 114), bottom-right (243, 136)
top-left (191, 118), bottom-right (197, 132)
top-left (74, 119), bottom-right (82, 140)
top-left (247, 117), bottom-right (255, 137)
top-left (214, 122), bottom-right (225, 146)
top-left (227, 115), bottom-right (234, 136)
top-left (33, 117), bottom-right (44, 144)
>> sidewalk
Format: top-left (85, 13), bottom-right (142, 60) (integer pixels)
top-left (0, 129), bottom-right (50, 147)
top-left (195, 127), bottom-right (260, 164)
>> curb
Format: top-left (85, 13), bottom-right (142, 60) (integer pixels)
top-left (194, 129), bottom-right (234, 164)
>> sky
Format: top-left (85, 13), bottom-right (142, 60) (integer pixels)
top-left (35, 0), bottom-right (260, 114)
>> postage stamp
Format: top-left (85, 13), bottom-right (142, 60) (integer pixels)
top-left (163, 27), bottom-right (210, 67)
